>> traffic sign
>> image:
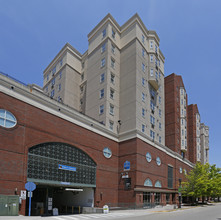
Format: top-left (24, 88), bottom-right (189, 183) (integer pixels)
top-left (25, 182), bottom-right (36, 192)
top-left (21, 190), bottom-right (26, 200)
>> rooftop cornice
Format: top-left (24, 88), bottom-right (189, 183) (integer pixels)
top-left (43, 43), bottom-right (83, 74)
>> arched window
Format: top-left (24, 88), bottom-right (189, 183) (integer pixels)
top-left (27, 142), bottom-right (96, 187)
top-left (155, 180), bottom-right (162, 188)
top-left (144, 178), bottom-right (153, 187)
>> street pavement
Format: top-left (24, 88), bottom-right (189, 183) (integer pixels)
top-left (1, 203), bottom-right (221, 220)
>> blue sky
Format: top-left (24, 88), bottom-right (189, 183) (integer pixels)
top-left (0, 0), bottom-right (220, 167)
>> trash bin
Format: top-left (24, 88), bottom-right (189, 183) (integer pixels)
top-left (103, 205), bottom-right (109, 214)
top-left (53, 208), bottom-right (58, 216)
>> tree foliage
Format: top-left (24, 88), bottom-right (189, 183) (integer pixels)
top-left (181, 163), bottom-right (221, 201)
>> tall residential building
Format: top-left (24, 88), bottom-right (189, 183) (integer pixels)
top-left (200, 123), bottom-right (209, 164)
top-left (43, 13), bottom-right (165, 145)
top-left (187, 104), bottom-right (200, 164)
top-left (164, 73), bottom-right (188, 158)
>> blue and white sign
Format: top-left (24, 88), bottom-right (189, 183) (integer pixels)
top-left (25, 182), bottom-right (36, 192)
top-left (124, 161), bottom-right (131, 171)
top-left (58, 164), bottom-right (76, 172)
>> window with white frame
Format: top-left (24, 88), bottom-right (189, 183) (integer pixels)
top-left (112, 29), bottom-right (116, 39)
top-left (159, 122), bottom-right (162, 130)
top-left (109, 104), bottom-right (114, 115)
top-left (59, 71), bottom-right (62, 79)
top-left (156, 157), bottom-right (161, 166)
top-left (142, 92), bottom-right (145, 102)
top-left (150, 69), bottom-right (154, 76)
top-left (142, 63), bottom-right (145, 72)
top-left (99, 105), bottom-right (104, 114)
top-left (111, 58), bottom-right (115, 68)
top-left (58, 83), bottom-right (61, 91)
top-left (102, 29), bottom-right (106, 38)
top-left (101, 43), bottom-right (106, 53)
top-left (150, 100), bottom-right (155, 111)
top-left (150, 89), bottom-right (155, 99)
top-left (159, 109), bottom-right (162, 118)
top-left (150, 41), bottom-right (153, 49)
top-left (159, 136), bottom-right (162, 143)
top-left (142, 77), bottom-right (145, 86)
top-left (52, 66), bottom-right (56, 75)
top-left (111, 44), bottom-right (115, 54)
top-left (142, 124), bottom-right (145, 132)
top-left (155, 45), bottom-right (158, 53)
top-left (109, 120), bottom-right (114, 130)
top-left (150, 115), bottom-right (155, 125)
top-left (150, 130), bottom-right (155, 139)
top-left (155, 71), bottom-right (158, 80)
top-left (142, 34), bottom-right (145, 43)
top-left (101, 58), bottom-right (105, 67)
top-left (100, 73), bottom-right (105, 83)
top-left (110, 73), bottom-right (115, 84)
top-left (159, 96), bottom-right (161, 104)
top-left (150, 54), bottom-right (153, 62)
top-left (110, 88), bottom-right (114, 99)
top-left (142, 108), bottom-right (145, 117)
top-left (51, 78), bottom-right (55, 86)
top-left (0, 109), bottom-right (17, 128)
top-left (100, 89), bottom-right (104, 99)
top-left (59, 59), bottom-right (63, 66)
top-left (51, 90), bottom-right (54, 97)
top-left (142, 48), bottom-right (145, 57)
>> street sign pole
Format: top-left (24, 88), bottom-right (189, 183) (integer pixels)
top-left (25, 182), bottom-right (36, 216)
top-left (28, 190), bottom-right (31, 216)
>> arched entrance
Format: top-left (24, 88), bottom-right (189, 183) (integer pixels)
top-left (27, 142), bottom-right (96, 216)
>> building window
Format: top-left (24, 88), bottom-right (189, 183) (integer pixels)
top-left (101, 43), bottom-right (106, 53)
top-left (142, 108), bottom-right (145, 117)
top-left (82, 62), bottom-right (85, 69)
top-left (150, 100), bottom-right (155, 112)
top-left (109, 104), bottom-right (114, 115)
top-left (156, 157), bottom-right (161, 166)
top-left (59, 59), bottom-right (63, 66)
top-left (150, 89), bottom-right (155, 99)
top-left (109, 120), bottom-right (114, 130)
top-left (142, 48), bottom-right (145, 57)
top-left (142, 34), bottom-right (145, 43)
top-left (0, 109), bottom-right (17, 128)
top-left (142, 124), bottom-right (145, 132)
top-left (179, 167), bottom-right (183, 173)
top-left (111, 58), bottom-right (115, 68)
top-left (58, 83), bottom-right (61, 91)
top-left (100, 89), bottom-right (104, 99)
top-left (142, 63), bottom-right (145, 72)
top-left (159, 109), bottom-right (162, 118)
top-left (155, 45), bottom-right (158, 53)
top-left (101, 58), bottom-right (105, 67)
top-left (159, 136), bottom-right (162, 143)
top-left (103, 147), bottom-right (112, 158)
top-left (100, 73), bottom-right (105, 83)
top-left (150, 41), bottom-right (153, 49)
top-left (51, 78), bottom-right (55, 86)
top-left (159, 96), bottom-right (161, 104)
top-left (142, 92), bottom-right (145, 102)
top-left (155, 71), bottom-right (158, 80)
top-left (159, 72), bottom-right (161, 79)
top-left (110, 73), bottom-right (115, 84)
top-left (146, 152), bottom-right (152, 162)
top-left (112, 29), bottom-right (116, 39)
top-left (142, 77), bottom-right (145, 86)
top-left (80, 86), bottom-right (84, 93)
top-left (111, 44), bottom-right (115, 54)
top-left (150, 55), bottom-right (153, 62)
top-left (150, 115), bottom-right (155, 126)
top-left (51, 90), bottom-right (54, 97)
top-left (144, 178), bottom-right (153, 187)
top-left (46, 74), bottom-right (49, 81)
top-left (59, 71), bottom-right (62, 79)
top-left (52, 66), bottom-right (56, 75)
top-left (99, 105), bottom-right (104, 114)
top-left (150, 130), bottom-right (155, 140)
top-left (110, 88), bottom-right (114, 99)
top-left (102, 29), bottom-right (106, 38)
top-left (168, 166), bottom-right (173, 189)
top-left (159, 122), bottom-right (162, 130)
top-left (45, 86), bottom-right (48, 93)
top-left (155, 180), bottom-right (162, 188)
top-left (150, 69), bottom-right (154, 76)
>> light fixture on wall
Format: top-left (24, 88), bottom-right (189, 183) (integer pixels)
top-left (65, 188), bottom-right (83, 192)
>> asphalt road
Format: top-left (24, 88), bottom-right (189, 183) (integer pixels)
top-left (1, 203), bottom-right (221, 220)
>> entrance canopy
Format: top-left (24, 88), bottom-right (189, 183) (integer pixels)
top-left (27, 142), bottom-right (96, 187)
